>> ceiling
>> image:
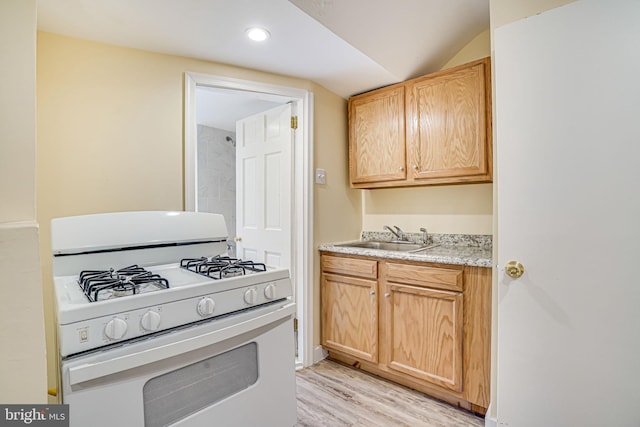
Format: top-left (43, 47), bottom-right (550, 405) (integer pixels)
top-left (36, 0), bottom-right (489, 130)
top-left (195, 86), bottom-right (291, 131)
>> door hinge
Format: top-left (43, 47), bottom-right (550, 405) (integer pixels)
top-left (293, 318), bottom-right (298, 331)
top-left (290, 116), bottom-right (298, 129)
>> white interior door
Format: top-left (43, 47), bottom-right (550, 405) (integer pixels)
top-left (495, 1), bottom-right (640, 425)
top-left (235, 104), bottom-right (292, 270)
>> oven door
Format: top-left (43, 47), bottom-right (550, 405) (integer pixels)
top-left (61, 302), bottom-right (297, 427)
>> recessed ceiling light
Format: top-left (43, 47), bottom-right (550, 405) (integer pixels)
top-left (246, 27), bottom-right (270, 42)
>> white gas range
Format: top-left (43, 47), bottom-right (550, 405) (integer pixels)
top-left (52, 211), bottom-right (297, 427)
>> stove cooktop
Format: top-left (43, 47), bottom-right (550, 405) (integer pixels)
top-left (79, 265), bottom-right (170, 302)
top-left (180, 256), bottom-right (267, 279)
top-left (54, 261), bottom-right (292, 356)
top-left (54, 262), bottom-right (290, 324)
top-left (74, 257), bottom-right (270, 303)
top-left (50, 212), bottom-right (294, 357)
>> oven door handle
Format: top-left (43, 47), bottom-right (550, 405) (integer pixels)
top-left (67, 302), bottom-right (296, 386)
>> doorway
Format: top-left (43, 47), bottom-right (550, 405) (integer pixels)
top-left (184, 72), bottom-right (314, 368)
top-left (194, 86), bottom-right (287, 257)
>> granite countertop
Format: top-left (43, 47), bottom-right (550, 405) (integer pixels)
top-left (318, 232), bottom-right (493, 268)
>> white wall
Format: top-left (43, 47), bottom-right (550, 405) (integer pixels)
top-left (0, 0), bottom-right (47, 404)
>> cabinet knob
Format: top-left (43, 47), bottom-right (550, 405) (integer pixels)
top-left (370, 290), bottom-right (375, 296)
top-left (399, 166), bottom-right (405, 171)
top-left (505, 260), bottom-right (525, 279)
top-left (384, 293), bottom-right (390, 298)
top-left (412, 164), bottom-right (419, 170)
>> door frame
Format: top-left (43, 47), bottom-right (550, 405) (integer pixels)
top-left (184, 71), bottom-right (315, 368)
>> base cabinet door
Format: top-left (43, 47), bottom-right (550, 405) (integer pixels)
top-left (321, 273), bottom-right (378, 363)
top-left (382, 282), bottom-right (463, 392)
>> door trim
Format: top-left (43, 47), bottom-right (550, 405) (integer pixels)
top-left (183, 72), bottom-right (315, 367)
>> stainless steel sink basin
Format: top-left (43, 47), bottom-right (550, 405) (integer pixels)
top-left (335, 240), bottom-right (439, 252)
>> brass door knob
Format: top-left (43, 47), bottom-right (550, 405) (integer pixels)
top-left (234, 236), bottom-right (242, 242)
top-left (505, 260), bottom-right (525, 279)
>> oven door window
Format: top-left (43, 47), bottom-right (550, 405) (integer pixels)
top-left (143, 342), bottom-right (258, 426)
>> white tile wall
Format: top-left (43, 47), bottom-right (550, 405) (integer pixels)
top-left (197, 125), bottom-right (236, 254)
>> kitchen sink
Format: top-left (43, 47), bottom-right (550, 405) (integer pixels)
top-left (335, 240), bottom-right (439, 253)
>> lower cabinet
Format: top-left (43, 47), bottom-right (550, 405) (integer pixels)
top-left (382, 281), bottom-right (464, 392)
top-left (320, 252), bottom-right (491, 414)
top-left (321, 272), bottom-right (378, 363)
top-left (321, 255), bottom-right (378, 363)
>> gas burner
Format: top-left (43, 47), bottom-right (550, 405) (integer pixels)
top-left (78, 265), bottom-right (170, 302)
top-left (180, 256), bottom-right (266, 280)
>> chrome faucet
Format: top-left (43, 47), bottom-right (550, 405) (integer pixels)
top-left (383, 225), bottom-right (405, 241)
top-left (420, 227), bottom-right (429, 244)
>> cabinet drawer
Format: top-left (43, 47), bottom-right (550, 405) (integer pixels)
top-left (321, 255), bottom-right (377, 279)
top-left (384, 262), bottom-right (463, 292)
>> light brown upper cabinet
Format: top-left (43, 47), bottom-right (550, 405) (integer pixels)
top-left (348, 84), bottom-right (407, 184)
top-left (349, 57), bottom-right (492, 188)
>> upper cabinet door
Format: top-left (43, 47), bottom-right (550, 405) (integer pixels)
top-left (347, 58), bottom-right (492, 189)
top-left (349, 85), bottom-right (406, 185)
top-left (406, 58), bottom-right (492, 183)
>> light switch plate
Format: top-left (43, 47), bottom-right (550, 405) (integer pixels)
top-left (315, 168), bottom-right (326, 185)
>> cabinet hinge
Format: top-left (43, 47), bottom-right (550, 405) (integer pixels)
top-left (291, 116), bottom-right (298, 129)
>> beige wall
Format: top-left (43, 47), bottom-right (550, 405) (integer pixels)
top-left (0, 0), bottom-right (47, 404)
top-left (361, 29), bottom-right (493, 236)
top-left (442, 29), bottom-right (491, 70)
top-left (313, 89), bottom-right (362, 343)
top-left (37, 32), bottom-right (360, 388)
top-left (0, 1), bottom-right (37, 223)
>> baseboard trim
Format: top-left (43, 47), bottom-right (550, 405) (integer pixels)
top-left (313, 345), bottom-right (328, 363)
top-left (484, 402), bottom-right (497, 427)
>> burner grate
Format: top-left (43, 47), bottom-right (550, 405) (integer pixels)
top-left (180, 256), bottom-right (266, 279)
top-left (78, 265), bottom-right (170, 302)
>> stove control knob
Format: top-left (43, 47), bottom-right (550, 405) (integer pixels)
top-left (141, 310), bottom-right (161, 331)
top-left (244, 288), bottom-right (258, 305)
top-left (104, 317), bottom-right (128, 340)
top-left (197, 297), bottom-right (215, 317)
top-left (264, 283), bottom-right (277, 300)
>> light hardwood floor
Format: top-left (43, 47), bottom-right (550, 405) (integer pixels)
top-left (296, 359), bottom-right (484, 427)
